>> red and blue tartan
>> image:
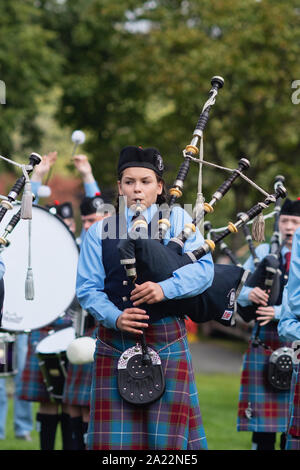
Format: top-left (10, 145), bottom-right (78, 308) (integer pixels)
top-left (285, 364), bottom-right (300, 449)
top-left (237, 321), bottom-right (291, 432)
top-left (62, 325), bottom-right (97, 407)
top-left (19, 316), bottom-right (72, 403)
top-left (86, 316), bottom-right (207, 450)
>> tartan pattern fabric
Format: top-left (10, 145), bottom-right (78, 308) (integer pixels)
top-left (86, 316), bottom-right (207, 450)
top-left (19, 317), bottom-right (72, 403)
top-left (237, 321), bottom-right (291, 432)
top-left (62, 325), bottom-right (97, 407)
top-left (287, 364), bottom-right (300, 438)
top-left (285, 434), bottom-right (300, 450)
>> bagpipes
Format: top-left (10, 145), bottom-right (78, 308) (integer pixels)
top-left (235, 175), bottom-right (293, 391)
top-left (115, 77), bottom-right (288, 406)
top-left (0, 152), bottom-right (41, 223)
top-left (0, 152), bottom-right (41, 252)
top-left (0, 153), bottom-right (41, 318)
top-left (204, 220), bottom-right (242, 267)
top-left (118, 77), bottom-right (287, 329)
top-left (237, 175), bottom-right (286, 323)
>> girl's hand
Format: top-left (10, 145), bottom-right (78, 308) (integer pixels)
top-left (130, 282), bottom-right (164, 306)
top-left (248, 287), bottom-right (269, 306)
top-left (116, 308), bottom-right (149, 335)
top-left (255, 306), bottom-right (275, 326)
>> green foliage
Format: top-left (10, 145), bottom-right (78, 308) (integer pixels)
top-left (2, 0), bottom-right (300, 248)
top-left (34, 0), bottom-right (300, 246)
top-left (0, 0), bottom-right (62, 160)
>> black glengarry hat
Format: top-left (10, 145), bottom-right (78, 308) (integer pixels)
top-left (280, 198), bottom-right (300, 217)
top-left (47, 201), bottom-right (74, 219)
top-left (118, 146), bottom-right (164, 178)
top-left (80, 193), bottom-right (104, 216)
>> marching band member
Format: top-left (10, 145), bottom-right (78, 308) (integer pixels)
top-left (278, 227), bottom-right (300, 449)
top-left (76, 145), bottom-right (214, 450)
top-left (19, 200), bottom-right (75, 451)
top-left (61, 193), bottom-right (110, 450)
top-left (19, 152), bottom-right (102, 450)
top-left (236, 198), bottom-right (300, 450)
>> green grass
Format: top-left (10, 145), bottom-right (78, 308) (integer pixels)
top-left (195, 373), bottom-right (251, 450)
top-left (0, 399), bottom-right (62, 451)
top-left (0, 371), bottom-right (284, 451)
top-left (0, 372), bottom-right (252, 451)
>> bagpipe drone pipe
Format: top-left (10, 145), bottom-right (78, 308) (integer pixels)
top-left (119, 186), bottom-right (286, 328)
top-left (117, 77), bottom-right (288, 328)
top-left (236, 175), bottom-right (287, 323)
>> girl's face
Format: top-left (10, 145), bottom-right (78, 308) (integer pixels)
top-left (118, 167), bottom-right (163, 210)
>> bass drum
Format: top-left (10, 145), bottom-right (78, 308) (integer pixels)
top-left (1, 203), bottom-right (79, 332)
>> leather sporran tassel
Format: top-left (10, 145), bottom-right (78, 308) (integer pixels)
top-left (252, 213), bottom-right (265, 242)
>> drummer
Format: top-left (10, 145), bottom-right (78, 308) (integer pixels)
top-left (61, 193), bottom-right (111, 450)
top-left (19, 151), bottom-right (102, 450)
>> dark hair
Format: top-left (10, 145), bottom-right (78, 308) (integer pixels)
top-left (114, 171), bottom-right (168, 213)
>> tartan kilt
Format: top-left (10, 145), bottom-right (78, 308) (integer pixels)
top-left (237, 321), bottom-right (291, 432)
top-left (19, 316), bottom-right (72, 403)
top-left (62, 325), bottom-right (97, 407)
top-left (285, 434), bottom-right (300, 450)
top-left (87, 316), bottom-right (207, 450)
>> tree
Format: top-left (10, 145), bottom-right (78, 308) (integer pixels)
top-left (39, 0), bottom-right (300, 246)
top-left (0, 1), bottom-right (61, 161)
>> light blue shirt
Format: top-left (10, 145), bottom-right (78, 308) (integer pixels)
top-left (238, 242), bottom-right (289, 320)
top-left (278, 227), bottom-right (300, 341)
top-left (0, 255), bottom-right (5, 280)
top-left (76, 204), bottom-right (214, 330)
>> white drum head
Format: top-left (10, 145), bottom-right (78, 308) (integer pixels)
top-left (36, 327), bottom-right (76, 354)
top-left (1, 204), bottom-right (79, 332)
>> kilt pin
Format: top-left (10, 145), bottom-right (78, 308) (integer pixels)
top-left (86, 316), bottom-right (207, 451)
top-left (19, 316), bottom-right (72, 403)
top-left (237, 321), bottom-right (291, 433)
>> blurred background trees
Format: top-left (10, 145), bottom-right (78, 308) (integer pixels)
top-left (1, 0), bottom-right (300, 248)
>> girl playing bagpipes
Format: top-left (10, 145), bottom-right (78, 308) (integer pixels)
top-left (76, 145), bottom-right (214, 450)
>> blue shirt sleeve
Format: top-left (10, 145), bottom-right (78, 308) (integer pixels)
top-left (288, 228), bottom-right (300, 317)
top-left (84, 181), bottom-right (101, 197)
top-left (31, 181), bottom-right (41, 204)
top-left (76, 222), bottom-right (122, 330)
top-left (278, 286), bottom-right (300, 341)
top-left (278, 229), bottom-right (300, 341)
top-left (158, 206), bottom-right (214, 299)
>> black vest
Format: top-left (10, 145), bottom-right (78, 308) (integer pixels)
top-left (101, 215), bottom-right (177, 323)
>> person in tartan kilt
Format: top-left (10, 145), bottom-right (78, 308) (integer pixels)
top-left (19, 152), bottom-right (102, 450)
top-left (278, 226), bottom-right (300, 449)
top-left (237, 198), bottom-right (300, 450)
top-left (76, 145), bottom-right (214, 450)
top-left (61, 194), bottom-right (111, 450)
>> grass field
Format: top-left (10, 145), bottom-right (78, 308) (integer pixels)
top-left (0, 372), bottom-right (254, 451)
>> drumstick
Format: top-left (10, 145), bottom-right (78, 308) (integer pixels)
top-left (71, 130), bottom-right (86, 160)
